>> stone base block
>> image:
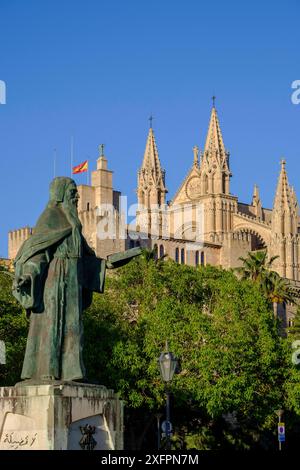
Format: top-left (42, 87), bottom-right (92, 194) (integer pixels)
top-left (0, 382), bottom-right (123, 450)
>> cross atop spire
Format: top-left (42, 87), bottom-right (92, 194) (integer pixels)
top-left (212, 95), bottom-right (216, 108)
top-left (149, 114), bottom-right (154, 129)
top-left (280, 158), bottom-right (286, 168)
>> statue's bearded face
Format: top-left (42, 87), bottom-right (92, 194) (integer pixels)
top-left (65, 183), bottom-right (79, 208)
top-left (62, 182), bottom-right (81, 232)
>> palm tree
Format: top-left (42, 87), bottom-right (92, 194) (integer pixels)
top-left (236, 250), bottom-right (296, 318)
top-left (236, 250), bottom-right (278, 282)
top-left (263, 271), bottom-right (295, 304)
top-left (140, 247), bottom-right (167, 264)
top-left (140, 247), bottom-right (157, 262)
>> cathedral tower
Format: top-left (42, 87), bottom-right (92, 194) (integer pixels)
top-left (199, 101), bottom-right (231, 196)
top-left (199, 102), bottom-right (235, 237)
top-left (136, 124), bottom-right (167, 237)
top-left (137, 125), bottom-right (167, 208)
top-left (271, 160), bottom-right (299, 279)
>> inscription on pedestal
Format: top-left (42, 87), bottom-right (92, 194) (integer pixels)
top-left (0, 413), bottom-right (39, 450)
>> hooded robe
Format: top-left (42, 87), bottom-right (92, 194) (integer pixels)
top-left (13, 177), bottom-right (106, 381)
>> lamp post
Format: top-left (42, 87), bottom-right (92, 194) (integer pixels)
top-left (158, 341), bottom-right (178, 450)
top-left (276, 409), bottom-right (284, 451)
top-left (155, 413), bottom-right (162, 450)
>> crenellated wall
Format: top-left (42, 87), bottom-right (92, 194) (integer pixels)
top-left (8, 226), bottom-right (32, 260)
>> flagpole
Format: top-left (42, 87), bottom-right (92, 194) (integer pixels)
top-left (53, 148), bottom-right (57, 178)
top-left (70, 136), bottom-right (74, 177)
top-left (86, 157), bottom-right (89, 185)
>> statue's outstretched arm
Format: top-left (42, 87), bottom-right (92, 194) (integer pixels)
top-left (105, 247), bottom-right (142, 269)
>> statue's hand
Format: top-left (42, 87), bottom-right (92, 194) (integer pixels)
top-left (15, 275), bottom-right (31, 290)
top-left (105, 260), bottom-right (114, 269)
top-left (106, 247), bottom-right (142, 269)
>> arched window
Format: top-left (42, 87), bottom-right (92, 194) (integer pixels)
top-left (222, 174), bottom-right (226, 194)
top-left (129, 240), bottom-right (135, 249)
top-left (201, 251), bottom-right (205, 266)
top-left (195, 251), bottom-right (199, 266)
top-left (175, 247), bottom-right (179, 263)
top-left (153, 244), bottom-right (158, 260)
top-left (181, 248), bottom-right (185, 264)
top-left (139, 190), bottom-right (145, 206)
top-left (159, 245), bottom-right (164, 258)
top-left (87, 202), bottom-right (90, 211)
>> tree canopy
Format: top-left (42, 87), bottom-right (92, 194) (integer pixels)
top-left (83, 257), bottom-right (294, 449)
top-left (1, 255), bottom-right (299, 450)
top-left (0, 267), bottom-right (28, 386)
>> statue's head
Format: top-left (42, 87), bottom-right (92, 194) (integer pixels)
top-left (49, 177), bottom-right (79, 208)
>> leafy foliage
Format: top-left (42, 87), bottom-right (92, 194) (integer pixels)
top-left (0, 268), bottom-right (28, 386)
top-left (1, 255), bottom-right (300, 449)
top-left (83, 258), bottom-right (290, 449)
top-left (236, 250), bottom-right (297, 306)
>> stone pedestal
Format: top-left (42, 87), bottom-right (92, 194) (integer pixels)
top-left (0, 382), bottom-right (123, 450)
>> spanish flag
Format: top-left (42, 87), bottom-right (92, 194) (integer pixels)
top-left (72, 160), bottom-right (88, 174)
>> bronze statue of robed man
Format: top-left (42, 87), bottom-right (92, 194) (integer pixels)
top-left (12, 177), bottom-right (140, 382)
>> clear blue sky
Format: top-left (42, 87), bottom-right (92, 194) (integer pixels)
top-left (0, 0), bottom-right (299, 257)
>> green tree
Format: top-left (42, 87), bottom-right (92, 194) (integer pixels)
top-left (287, 307), bottom-right (300, 339)
top-left (236, 250), bottom-right (278, 282)
top-left (0, 268), bottom-right (28, 386)
top-left (1, 254), bottom-right (299, 450)
top-left (83, 258), bottom-right (288, 449)
top-left (263, 271), bottom-right (296, 307)
top-left (236, 250), bottom-right (296, 318)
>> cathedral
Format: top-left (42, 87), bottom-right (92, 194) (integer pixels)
top-left (8, 103), bottom-right (300, 323)
top-left (135, 103), bottom-right (300, 284)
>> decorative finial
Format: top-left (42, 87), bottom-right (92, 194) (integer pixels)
top-left (99, 144), bottom-right (105, 157)
top-left (193, 145), bottom-right (199, 165)
top-left (149, 114), bottom-right (154, 129)
top-left (212, 95), bottom-right (216, 108)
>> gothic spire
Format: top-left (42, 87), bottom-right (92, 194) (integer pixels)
top-left (200, 102), bottom-right (231, 195)
top-left (271, 160), bottom-right (299, 279)
top-left (204, 104), bottom-right (227, 157)
top-left (140, 127), bottom-right (162, 178)
top-left (273, 159), bottom-right (292, 210)
top-left (137, 127), bottom-right (167, 207)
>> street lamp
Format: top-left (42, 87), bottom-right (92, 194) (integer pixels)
top-left (158, 341), bottom-right (178, 450)
top-left (155, 413), bottom-right (162, 450)
top-left (275, 409), bottom-right (285, 451)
